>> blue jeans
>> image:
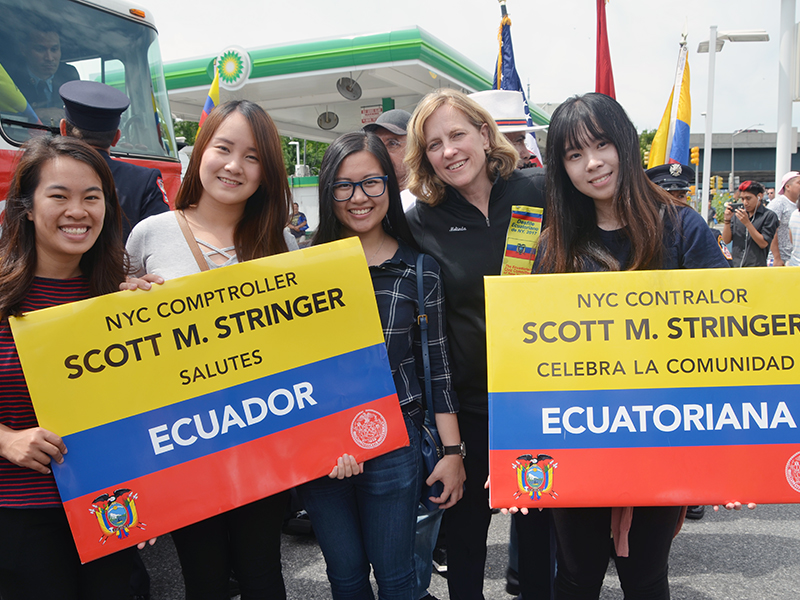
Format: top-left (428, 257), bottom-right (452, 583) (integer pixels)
top-left (300, 414), bottom-right (422, 600)
top-left (414, 504), bottom-right (444, 599)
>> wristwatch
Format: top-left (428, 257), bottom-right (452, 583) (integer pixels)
top-left (442, 441), bottom-right (467, 459)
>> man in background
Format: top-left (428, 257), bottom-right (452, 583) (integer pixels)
top-left (288, 202), bottom-right (309, 246)
top-left (364, 109), bottom-right (416, 211)
top-left (767, 172), bottom-right (798, 266)
top-left (647, 163), bottom-right (731, 270)
top-left (59, 80), bottom-right (169, 240)
top-left (723, 180), bottom-right (778, 267)
top-left (10, 27), bottom-right (78, 110)
top-left (469, 90), bottom-right (544, 169)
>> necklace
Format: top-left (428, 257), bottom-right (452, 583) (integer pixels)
top-left (367, 234), bottom-right (387, 266)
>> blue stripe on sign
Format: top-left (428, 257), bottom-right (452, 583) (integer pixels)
top-left (489, 385), bottom-right (800, 451)
top-left (55, 344), bottom-right (394, 502)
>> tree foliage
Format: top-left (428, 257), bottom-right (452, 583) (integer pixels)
top-left (281, 137), bottom-right (329, 176)
top-left (639, 128), bottom-right (656, 165)
top-left (173, 119), bottom-right (199, 146)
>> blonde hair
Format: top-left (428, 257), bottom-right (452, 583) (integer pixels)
top-left (405, 89), bottom-right (519, 206)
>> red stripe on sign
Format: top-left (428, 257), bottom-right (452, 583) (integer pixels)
top-left (489, 444), bottom-right (800, 509)
top-left (511, 213), bottom-right (542, 222)
top-left (64, 394), bottom-right (407, 563)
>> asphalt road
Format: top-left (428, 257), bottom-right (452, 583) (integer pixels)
top-left (140, 503), bottom-right (800, 600)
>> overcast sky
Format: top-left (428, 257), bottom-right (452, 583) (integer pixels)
top-left (151, 0), bottom-right (799, 134)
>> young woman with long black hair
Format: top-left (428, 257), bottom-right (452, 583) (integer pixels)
top-left (0, 135), bottom-right (135, 599)
top-left (301, 131), bottom-right (464, 600)
top-left (536, 92), bottom-right (751, 600)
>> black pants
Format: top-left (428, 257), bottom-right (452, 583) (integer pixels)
top-left (0, 507), bottom-right (134, 600)
top-left (515, 508), bottom-right (555, 600)
top-left (444, 410), bottom-right (493, 600)
top-left (170, 491), bottom-right (289, 600)
top-left (551, 506), bottom-right (682, 600)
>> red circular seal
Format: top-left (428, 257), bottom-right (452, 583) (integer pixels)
top-left (785, 451), bottom-right (800, 493)
top-left (350, 410), bottom-right (388, 449)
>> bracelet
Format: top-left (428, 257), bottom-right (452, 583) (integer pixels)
top-left (724, 221), bottom-right (731, 224)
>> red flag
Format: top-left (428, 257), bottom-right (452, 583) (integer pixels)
top-left (595, 0), bottom-right (616, 98)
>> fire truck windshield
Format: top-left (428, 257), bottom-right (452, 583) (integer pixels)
top-left (0, 0), bottom-right (176, 160)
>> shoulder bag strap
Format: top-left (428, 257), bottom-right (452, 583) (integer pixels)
top-left (416, 252), bottom-right (435, 427)
top-left (175, 210), bottom-right (209, 272)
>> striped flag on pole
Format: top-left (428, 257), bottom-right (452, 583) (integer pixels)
top-left (198, 61), bottom-right (220, 130)
top-left (648, 38), bottom-right (691, 167)
top-left (493, 2), bottom-right (543, 167)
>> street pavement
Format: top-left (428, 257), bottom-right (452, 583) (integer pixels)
top-left (140, 503), bottom-right (800, 599)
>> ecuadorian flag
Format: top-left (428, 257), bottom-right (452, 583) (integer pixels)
top-left (648, 42), bottom-right (691, 168)
top-left (198, 61), bottom-right (220, 130)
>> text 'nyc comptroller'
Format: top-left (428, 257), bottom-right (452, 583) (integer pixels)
top-left (11, 237), bottom-right (407, 562)
top-left (486, 268), bottom-right (800, 508)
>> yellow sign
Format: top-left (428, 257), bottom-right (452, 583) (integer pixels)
top-left (487, 267), bottom-right (799, 393)
top-left (11, 237), bottom-right (382, 436)
top-left (486, 267), bottom-right (800, 507)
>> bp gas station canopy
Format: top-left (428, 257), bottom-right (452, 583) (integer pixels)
top-left (164, 27), bottom-right (550, 142)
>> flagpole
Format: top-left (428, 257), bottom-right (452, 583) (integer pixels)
top-left (665, 31), bottom-right (688, 163)
top-left (498, 0), bottom-right (507, 18)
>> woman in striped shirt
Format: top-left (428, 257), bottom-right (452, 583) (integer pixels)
top-left (0, 135), bottom-right (134, 599)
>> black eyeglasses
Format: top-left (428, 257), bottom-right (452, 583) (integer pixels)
top-left (332, 176), bottom-right (388, 201)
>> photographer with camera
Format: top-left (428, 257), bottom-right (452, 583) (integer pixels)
top-left (722, 180), bottom-right (778, 267)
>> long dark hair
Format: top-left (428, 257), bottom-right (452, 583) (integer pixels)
top-left (540, 93), bottom-right (682, 272)
top-left (313, 131), bottom-right (418, 250)
top-left (176, 100), bottom-right (290, 260)
top-left (0, 135), bottom-right (127, 319)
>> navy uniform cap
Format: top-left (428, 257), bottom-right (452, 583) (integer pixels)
top-left (59, 80), bottom-right (131, 132)
top-left (645, 163), bottom-right (695, 192)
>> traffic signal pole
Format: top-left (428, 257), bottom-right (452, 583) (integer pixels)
top-left (695, 166), bottom-right (700, 211)
top-left (690, 146), bottom-right (701, 212)
top-left (701, 26), bottom-right (717, 228)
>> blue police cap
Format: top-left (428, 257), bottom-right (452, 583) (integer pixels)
top-left (59, 80), bottom-right (130, 132)
top-left (645, 163), bottom-right (695, 191)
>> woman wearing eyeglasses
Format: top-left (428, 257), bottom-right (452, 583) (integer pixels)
top-left (300, 131), bottom-right (465, 600)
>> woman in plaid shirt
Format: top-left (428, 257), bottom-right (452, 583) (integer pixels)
top-left (301, 131), bottom-right (465, 600)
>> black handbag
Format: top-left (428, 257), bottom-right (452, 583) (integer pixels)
top-left (416, 252), bottom-right (445, 511)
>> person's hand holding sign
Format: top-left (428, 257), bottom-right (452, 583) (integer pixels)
top-left (0, 424), bottom-right (66, 474)
top-left (119, 273), bottom-right (164, 292)
top-left (329, 454), bottom-right (364, 479)
top-left (714, 501), bottom-right (757, 511)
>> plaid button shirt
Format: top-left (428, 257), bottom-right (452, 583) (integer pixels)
top-left (370, 240), bottom-right (458, 415)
